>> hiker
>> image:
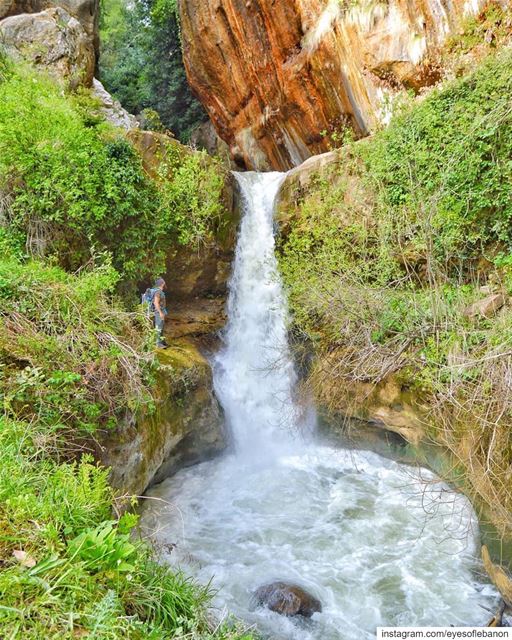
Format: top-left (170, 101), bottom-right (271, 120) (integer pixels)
top-left (142, 278), bottom-right (168, 348)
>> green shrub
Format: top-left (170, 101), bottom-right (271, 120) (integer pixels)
top-left (279, 49), bottom-right (512, 348)
top-left (0, 61), bottom-right (226, 282)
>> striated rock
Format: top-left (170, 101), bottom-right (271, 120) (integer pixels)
top-left (99, 339), bottom-right (226, 496)
top-left (253, 581), bottom-right (322, 617)
top-left (91, 78), bottom-right (139, 130)
top-left (0, 0), bottom-right (99, 51)
top-left (317, 367), bottom-right (426, 445)
top-left (464, 293), bottom-right (506, 319)
top-left (179, 0), bottom-right (487, 170)
top-left (166, 298), bottom-right (226, 340)
top-left (0, 7), bottom-right (95, 87)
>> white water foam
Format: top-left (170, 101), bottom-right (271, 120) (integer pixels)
top-left (141, 172), bottom-right (497, 639)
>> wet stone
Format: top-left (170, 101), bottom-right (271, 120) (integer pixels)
top-left (253, 581), bottom-right (322, 618)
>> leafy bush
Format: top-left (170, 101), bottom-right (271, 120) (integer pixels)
top-left (0, 61), bottom-right (226, 282)
top-left (0, 417), bottom-right (256, 639)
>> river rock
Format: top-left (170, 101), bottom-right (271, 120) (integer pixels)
top-left (253, 581), bottom-right (322, 617)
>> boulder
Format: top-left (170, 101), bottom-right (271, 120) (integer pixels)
top-left (253, 581), bottom-right (322, 618)
top-left (0, 0), bottom-right (99, 51)
top-left (464, 293), bottom-right (506, 319)
top-left (0, 7), bottom-right (95, 87)
top-left (91, 78), bottom-right (139, 130)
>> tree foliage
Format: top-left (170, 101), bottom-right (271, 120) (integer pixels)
top-left (99, 0), bottom-right (207, 141)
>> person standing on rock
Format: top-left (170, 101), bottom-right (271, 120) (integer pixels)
top-left (152, 277), bottom-right (168, 348)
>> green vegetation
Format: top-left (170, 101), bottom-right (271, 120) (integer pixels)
top-left (0, 251), bottom-right (154, 436)
top-left (0, 52), bottom-right (252, 638)
top-left (277, 48), bottom-right (512, 535)
top-left (0, 413), bottom-right (254, 638)
top-left (99, 0), bottom-right (207, 141)
top-left (0, 58), bottom-right (226, 282)
top-left (0, 249), bottom-right (254, 638)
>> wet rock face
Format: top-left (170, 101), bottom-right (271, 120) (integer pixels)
top-left (179, 0), bottom-right (486, 170)
top-left (99, 339), bottom-right (227, 497)
top-left (254, 581), bottom-right (322, 617)
top-left (0, 7), bottom-right (95, 86)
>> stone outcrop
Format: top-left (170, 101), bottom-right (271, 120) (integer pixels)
top-left (464, 292), bottom-right (507, 319)
top-left (321, 372), bottom-right (426, 446)
top-left (0, 6), bottom-right (95, 86)
top-left (179, 0), bottom-right (488, 170)
top-left (0, 0), bottom-right (99, 51)
top-left (99, 339), bottom-right (226, 497)
top-left (92, 78), bottom-right (139, 129)
top-left (253, 582), bottom-right (322, 617)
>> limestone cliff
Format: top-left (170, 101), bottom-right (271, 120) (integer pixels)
top-left (179, 0), bottom-right (492, 170)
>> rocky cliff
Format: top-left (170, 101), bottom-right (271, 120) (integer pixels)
top-left (179, 0), bottom-right (492, 170)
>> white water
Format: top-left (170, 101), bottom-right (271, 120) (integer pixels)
top-left (141, 172), bottom-right (497, 638)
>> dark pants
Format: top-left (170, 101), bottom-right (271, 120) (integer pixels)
top-left (154, 312), bottom-right (166, 346)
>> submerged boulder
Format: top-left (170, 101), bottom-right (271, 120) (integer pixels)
top-left (253, 581), bottom-right (322, 618)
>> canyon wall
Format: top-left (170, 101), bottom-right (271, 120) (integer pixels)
top-left (179, 0), bottom-right (491, 170)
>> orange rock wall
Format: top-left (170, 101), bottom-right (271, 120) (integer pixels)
top-left (179, 0), bottom-right (491, 169)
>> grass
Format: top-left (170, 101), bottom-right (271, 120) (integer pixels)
top-left (0, 248), bottom-right (256, 638)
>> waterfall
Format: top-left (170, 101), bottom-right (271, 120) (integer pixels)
top-left (213, 171), bottom-right (305, 458)
top-left (141, 171), bottom-right (497, 640)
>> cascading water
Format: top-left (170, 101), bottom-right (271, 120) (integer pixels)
top-left (212, 172), bottom-right (307, 460)
top-left (141, 172), bottom-right (497, 639)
